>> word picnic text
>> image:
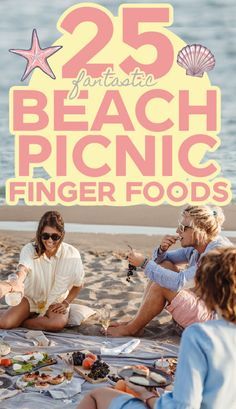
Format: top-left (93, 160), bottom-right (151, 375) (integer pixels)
top-left (7, 3), bottom-right (231, 206)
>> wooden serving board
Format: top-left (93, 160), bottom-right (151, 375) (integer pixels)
top-left (74, 365), bottom-right (108, 384)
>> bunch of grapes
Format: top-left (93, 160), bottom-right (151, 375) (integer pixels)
top-left (126, 264), bottom-right (137, 282)
top-left (72, 351), bottom-right (85, 366)
top-left (88, 359), bottom-right (110, 380)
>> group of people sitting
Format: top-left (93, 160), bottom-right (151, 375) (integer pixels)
top-left (0, 205), bottom-right (235, 408)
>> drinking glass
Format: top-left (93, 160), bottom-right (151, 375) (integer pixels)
top-left (5, 274), bottom-right (23, 306)
top-left (36, 300), bottom-right (46, 315)
top-left (154, 356), bottom-right (169, 372)
top-left (97, 304), bottom-right (111, 345)
top-left (63, 356), bottom-right (74, 383)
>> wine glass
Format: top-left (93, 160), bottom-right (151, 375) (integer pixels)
top-left (62, 356), bottom-right (74, 383)
top-left (36, 300), bottom-right (46, 315)
top-left (97, 304), bottom-right (111, 345)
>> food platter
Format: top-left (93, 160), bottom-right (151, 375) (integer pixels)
top-left (71, 350), bottom-right (111, 384)
top-left (4, 352), bottom-right (57, 376)
top-left (118, 365), bottom-right (172, 387)
top-left (74, 365), bottom-right (109, 384)
top-left (16, 368), bottom-right (67, 391)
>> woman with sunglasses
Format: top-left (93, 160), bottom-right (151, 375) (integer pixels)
top-left (77, 247), bottom-right (236, 409)
top-left (108, 205), bottom-right (232, 337)
top-left (0, 210), bottom-right (84, 331)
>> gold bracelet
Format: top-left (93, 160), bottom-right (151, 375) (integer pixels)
top-left (63, 299), bottom-right (70, 307)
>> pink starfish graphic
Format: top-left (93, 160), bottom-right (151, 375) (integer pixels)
top-left (9, 29), bottom-right (62, 81)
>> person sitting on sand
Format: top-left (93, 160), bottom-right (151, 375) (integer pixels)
top-left (108, 205), bottom-right (232, 337)
top-left (77, 246), bottom-right (236, 409)
top-left (0, 210), bottom-right (84, 331)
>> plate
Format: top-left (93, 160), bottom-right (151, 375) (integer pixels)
top-left (118, 366), bottom-right (172, 387)
top-left (16, 368), bottom-right (66, 391)
top-left (5, 353), bottom-right (57, 376)
top-left (0, 376), bottom-right (12, 389)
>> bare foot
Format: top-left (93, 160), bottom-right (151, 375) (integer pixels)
top-left (107, 324), bottom-right (134, 337)
top-left (100, 321), bottom-right (127, 335)
top-left (107, 323), bottom-right (144, 337)
top-left (108, 321), bottom-right (129, 328)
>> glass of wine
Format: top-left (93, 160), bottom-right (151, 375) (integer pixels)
top-left (5, 274), bottom-right (23, 306)
top-left (36, 300), bottom-right (46, 315)
top-left (62, 356), bottom-right (74, 383)
top-left (97, 304), bottom-right (111, 345)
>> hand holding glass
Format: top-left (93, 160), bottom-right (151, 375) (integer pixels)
top-left (5, 274), bottom-right (23, 306)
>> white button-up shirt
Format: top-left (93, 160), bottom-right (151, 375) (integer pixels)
top-left (19, 242), bottom-right (84, 313)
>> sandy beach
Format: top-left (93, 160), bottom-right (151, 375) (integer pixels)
top-left (0, 204), bottom-right (235, 345)
top-left (0, 229), bottom-right (181, 343)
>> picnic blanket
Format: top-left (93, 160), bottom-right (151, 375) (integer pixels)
top-left (0, 329), bottom-right (179, 409)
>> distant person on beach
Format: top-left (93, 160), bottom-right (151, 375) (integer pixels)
top-left (0, 210), bottom-right (84, 331)
top-left (77, 247), bottom-right (236, 409)
top-left (108, 205), bottom-right (232, 337)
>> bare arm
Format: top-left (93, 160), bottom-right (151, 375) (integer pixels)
top-left (77, 385), bottom-right (158, 409)
top-left (0, 281), bottom-right (12, 298)
top-left (64, 285), bottom-right (83, 304)
top-left (49, 285), bottom-right (83, 314)
top-left (16, 265), bottom-right (28, 282)
top-left (124, 382), bottom-right (159, 409)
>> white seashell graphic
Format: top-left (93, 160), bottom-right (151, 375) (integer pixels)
top-left (177, 44), bottom-right (215, 77)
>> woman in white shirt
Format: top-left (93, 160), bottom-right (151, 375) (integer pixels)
top-left (0, 210), bottom-right (84, 331)
top-left (77, 246), bottom-right (236, 409)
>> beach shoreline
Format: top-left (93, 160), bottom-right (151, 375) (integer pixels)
top-left (0, 204), bottom-right (236, 230)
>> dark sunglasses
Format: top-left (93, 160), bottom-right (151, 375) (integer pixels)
top-left (41, 233), bottom-right (62, 241)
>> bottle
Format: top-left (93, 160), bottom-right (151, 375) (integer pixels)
top-left (5, 273), bottom-right (23, 306)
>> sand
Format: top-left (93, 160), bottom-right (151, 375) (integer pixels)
top-left (0, 204), bottom-right (235, 345)
top-left (0, 230), bottom-right (181, 343)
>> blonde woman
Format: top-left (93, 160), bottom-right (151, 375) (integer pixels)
top-left (108, 205), bottom-right (232, 336)
top-left (78, 247), bottom-right (236, 409)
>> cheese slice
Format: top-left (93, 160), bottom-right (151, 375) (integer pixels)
top-left (132, 365), bottom-right (149, 377)
top-left (13, 363), bottom-right (22, 371)
top-left (129, 376), bottom-right (150, 386)
top-left (149, 372), bottom-right (166, 384)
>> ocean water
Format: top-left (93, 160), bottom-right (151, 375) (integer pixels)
top-left (0, 0), bottom-right (235, 201)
